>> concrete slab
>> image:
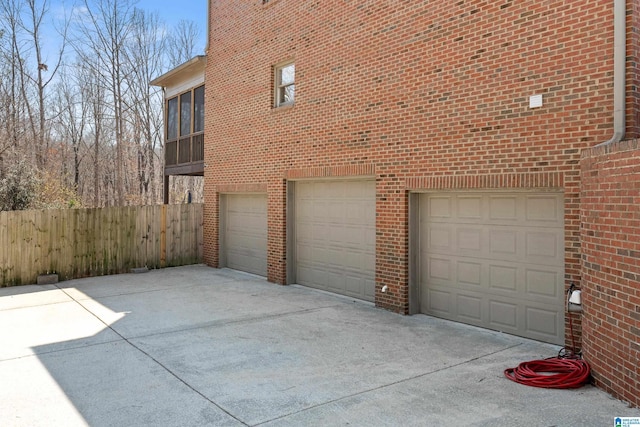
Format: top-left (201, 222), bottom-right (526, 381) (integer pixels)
top-left (0, 284), bottom-right (71, 310)
top-left (58, 265), bottom-right (224, 300)
top-left (0, 300), bottom-right (120, 360)
top-left (65, 267), bottom-right (355, 339)
top-left (259, 341), bottom-right (634, 426)
top-left (0, 341), bottom-right (243, 427)
top-left (1, 265), bottom-right (638, 427)
top-left (131, 304), bottom-right (521, 425)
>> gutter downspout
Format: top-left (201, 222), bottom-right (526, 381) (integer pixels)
top-left (597, 0), bottom-right (626, 147)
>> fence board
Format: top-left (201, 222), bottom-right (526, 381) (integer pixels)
top-left (0, 204), bottom-right (203, 287)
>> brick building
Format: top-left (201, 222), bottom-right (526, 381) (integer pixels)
top-left (202, 0), bottom-right (639, 406)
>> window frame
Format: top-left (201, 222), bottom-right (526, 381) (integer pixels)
top-left (193, 85), bottom-right (205, 133)
top-left (180, 91), bottom-right (192, 137)
top-left (166, 97), bottom-right (179, 142)
top-left (274, 61), bottom-right (295, 108)
top-left (165, 84), bottom-right (205, 143)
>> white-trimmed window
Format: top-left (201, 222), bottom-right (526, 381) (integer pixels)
top-left (275, 62), bottom-right (295, 107)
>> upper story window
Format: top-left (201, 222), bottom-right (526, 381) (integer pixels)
top-left (275, 62), bottom-right (295, 107)
top-left (166, 84), bottom-right (205, 143)
top-left (167, 97), bottom-right (178, 141)
top-left (180, 92), bottom-right (192, 137)
top-left (194, 85), bottom-right (205, 133)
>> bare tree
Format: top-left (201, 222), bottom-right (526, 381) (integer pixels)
top-left (52, 66), bottom-right (88, 193)
top-left (21, 0), bottom-right (67, 168)
top-left (0, 27), bottom-right (12, 161)
top-left (75, 0), bottom-right (137, 205)
top-left (124, 8), bottom-right (165, 204)
top-left (1, 0), bottom-right (204, 209)
top-left (166, 19), bottom-right (200, 68)
top-left (79, 60), bottom-right (109, 207)
top-left (0, 0), bottom-right (67, 170)
top-left (0, 0), bottom-right (28, 160)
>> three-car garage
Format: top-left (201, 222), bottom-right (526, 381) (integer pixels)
top-left (218, 186), bottom-right (565, 344)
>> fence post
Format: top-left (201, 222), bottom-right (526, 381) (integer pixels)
top-left (160, 204), bottom-right (167, 268)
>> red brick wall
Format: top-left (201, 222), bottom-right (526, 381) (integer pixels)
top-left (204, 1), bottom-right (637, 337)
top-left (630, 0), bottom-right (640, 137)
top-left (581, 139), bottom-right (640, 408)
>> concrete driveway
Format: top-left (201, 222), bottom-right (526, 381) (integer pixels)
top-left (1, 265), bottom-right (638, 426)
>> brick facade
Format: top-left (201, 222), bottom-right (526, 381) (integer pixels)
top-left (581, 139), bottom-right (640, 408)
top-left (204, 0), bottom-right (639, 379)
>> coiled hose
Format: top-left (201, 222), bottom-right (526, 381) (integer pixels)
top-left (504, 356), bottom-right (591, 389)
top-left (504, 304), bottom-right (591, 389)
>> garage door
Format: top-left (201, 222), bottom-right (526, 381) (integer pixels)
top-left (220, 194), bottom-right (267, 276)
top-left (418, 192), bottom-right (565, 344)
top-left (294, 180), bottom-right (375, 302)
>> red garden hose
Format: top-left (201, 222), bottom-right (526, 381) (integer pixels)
top-left (504, 356), bottom-right (591, 389)
top-left (504, 301), bottom-right (591, 389)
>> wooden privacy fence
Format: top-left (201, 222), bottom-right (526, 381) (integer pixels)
top-left (0, 204), bottom-right (204, 287)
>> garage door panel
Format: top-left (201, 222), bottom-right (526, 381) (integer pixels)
top-left (328, 225), bottom-right (364, 247)
top-left (226, 237), bottom-right (265, 260)
top-left (327, 201), bottom-right (345, 220)
top-left (488, 300), bottom-right (518, 330)
top-left (325, 247), bottom-right (345, 266)
top-left (346, 202), bottom-right (367, 220)
top-left (488, 265), bottom-right (518, 292)
top-left (457, 294), bottom-right (483, 322)
top-left (457, 261), bottom-right (482, 287)
top-left (296, 224), bottom-right (313, 241)
top-left (428, 227), bottom-right (453, 251)
top-left (458, 196), bottom-right (483, 219)
top-left (310, 267), bottom-right (330, 287)
top-left (345, 275), bottom-right (367, 297)
top-left (427, 256), bottom-right (452, 282)
top-left (525, 195), bottom-right (563, 224)
top-left (457, 228), bottom-right (482, 251)
top-left (295, 180), bottom-right (375, 302)
top-left (227, 212), bottom-right (263, 228)
top-left (222, 194), bottom-right (267, 277)
top-left (419, 192), bottom-right (565, 344)
top-left (364, 278), bottom-right (376, 300)
top-left (310, 224), bottom-right (326, 242)
top-left (526, 307), bottom-right (562, 341)
top-left (525, 268), bottom-right (562, 298)
top-left (425, 288), bottom-right (451, 316)
top-left (296, 243), bottom-right (314, 260)
top-left (341, 250), bottom-right (367, 271)
top-left (525, 231), bottom-right (562, 261)
top-left (298, 202), bottom-right (314, 219)
top-left (226, 249), bottom-right (264, 275)
top-left (489, 229), bottom-right (518, 256)
top-left (428, 196), bottom-right (453, 219)
top-left (489, 196), bottom-right (518, 221)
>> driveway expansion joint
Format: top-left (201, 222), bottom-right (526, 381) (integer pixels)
top-left (251, 343), bottom-right (524, 426)
top-left (121, 304), bottom-right (346, 341)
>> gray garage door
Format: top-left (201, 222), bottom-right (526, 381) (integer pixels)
top-left (220, 194), bottom-right (268, 276)
top-left (294, 180), bottom-right (375, 302)
top-left (418, 192), bottom-right (565, 344)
